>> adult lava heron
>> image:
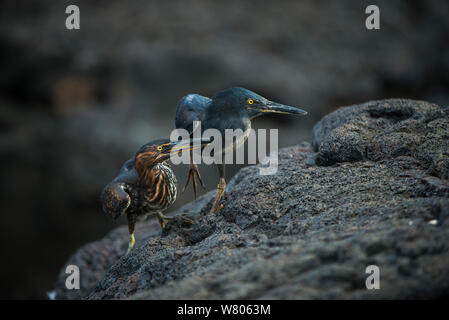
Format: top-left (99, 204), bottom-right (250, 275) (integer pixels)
top-left (175, 87), bottom-right (308, 214)
top-left (101, 137), bottom-right (210, 253)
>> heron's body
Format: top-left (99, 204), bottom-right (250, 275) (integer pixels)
top-left (175, 87), bottom-right (308, 213)
top-left (101, 138), bottom-right (209, 253)
top-left (102, 159), bottom-right (177, 221)
top-left (176, 92), bottom-right (253, 144)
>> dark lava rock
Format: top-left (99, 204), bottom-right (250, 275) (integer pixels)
top-left (55, 99), bottom-right (449, 299)
top-left (312, 99), bottom-right (449, 180)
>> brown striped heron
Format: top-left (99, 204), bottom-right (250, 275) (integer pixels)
top-left (101, 137), bottom-right (210, 253)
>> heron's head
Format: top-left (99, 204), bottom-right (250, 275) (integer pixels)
top-left (211, 87), bottom-right (308, 119)
top-left (135, 137), bottom-right (210, 176)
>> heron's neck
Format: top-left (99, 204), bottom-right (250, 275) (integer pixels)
top-left (137, 161), bottom-right (172, 186)
top-left (205, 108), bottom-right (250, 132)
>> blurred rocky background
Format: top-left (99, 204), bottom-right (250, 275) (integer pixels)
top-left (0, 0), bottom-right (448, 299)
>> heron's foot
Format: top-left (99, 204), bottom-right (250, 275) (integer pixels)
top-left (157, 213), bottom-right (172, 229)
top-left (126, 233), bottom-right (135, 254)
top-left (209, 178), bottom-right (226, 214)
top-left (181, 215), bottom-right (195, 225)
top-left (182, 163), bottom-right (205, 199)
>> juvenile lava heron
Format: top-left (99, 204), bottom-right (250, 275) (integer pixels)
top-left (101, 137), bottom-right (210, 253)
top-left (175, 87), bottom-right (308, 214)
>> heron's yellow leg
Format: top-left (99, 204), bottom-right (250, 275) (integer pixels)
top-left (210, 178), bottom-right (226, 214)
top-left (157, 211), bottom-right (172, 229)
top-left (126, 233), bottom-right (135, 254)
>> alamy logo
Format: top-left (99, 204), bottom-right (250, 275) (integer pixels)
top-left (365, 5), bottom-right (380, 30)
top-left (65, 265), bottom-right (80, 290)
top-left (365, 265), bottom-right (380, 290)
top-left (65, 5), bottom-right (80, 30)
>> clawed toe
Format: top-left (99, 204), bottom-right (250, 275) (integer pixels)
top-left (182, 164), bottom-right (205, 199)
top-left (182, 217), bottom-right (195, 225)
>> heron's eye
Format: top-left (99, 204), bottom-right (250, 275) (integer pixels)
top-left (248, 99), bottom-right (254, 105)
top-left (156, 146), bottom-right (163, 152)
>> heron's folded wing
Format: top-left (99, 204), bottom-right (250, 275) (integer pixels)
top-left (100, 182), bottom-right (131, 219)
top-left (175, 94), bottom-right (211, 135)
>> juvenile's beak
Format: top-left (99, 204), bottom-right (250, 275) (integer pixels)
top-left (252, 100), bottom-right (308, 116)
top-left (166, 137), bottom-right (211, 153)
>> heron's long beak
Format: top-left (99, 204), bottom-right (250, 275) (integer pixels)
top-left (166, 137), bottom-right (211, 153)
top-left (250, 100), bottom-right (308, 116)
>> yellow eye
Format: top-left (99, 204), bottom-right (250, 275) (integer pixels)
top-left (248, 99), bottom-right (254, 105)
top-left (156, 146), bottom-right (163, 151)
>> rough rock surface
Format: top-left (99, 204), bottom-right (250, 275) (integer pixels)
top-left (55, 99), bottom-right (449, 299)
top-left (312, 99), bottom-right (449, 180)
